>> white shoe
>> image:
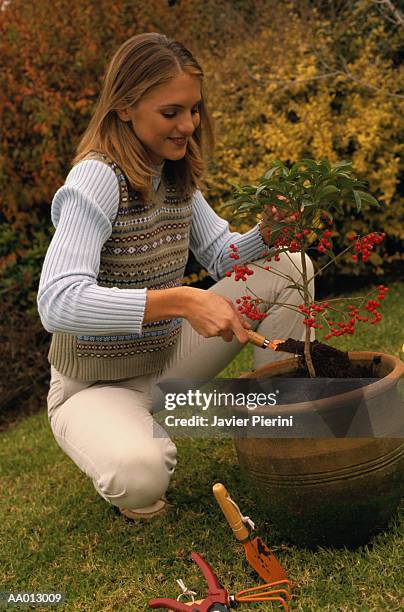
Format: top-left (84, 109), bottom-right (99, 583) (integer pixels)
top-left (119, 498), bottom-right (166, 521)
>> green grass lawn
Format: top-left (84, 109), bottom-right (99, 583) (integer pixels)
top-left (1, 282), bottom-right (403, 611)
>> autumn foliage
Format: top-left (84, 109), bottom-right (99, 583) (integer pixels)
top-left (204, 3), bottom-right (403, 279)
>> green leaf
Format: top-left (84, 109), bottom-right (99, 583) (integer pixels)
top-left (354, 190), bottom-right (379, 206)
top-left (263, 167), bottom-right (280, 180)
top-left (332, 160), bottom-right (352, 170)
top-left (319, 159), bottom-right (332, 175)
top-left (333, 160), bottom-right (352, 168)
top-left (338, 172), bottom-right (355, 180)
top-left (256, 184), bottom-right (270, 197)
top-left (299, 158), bottom-right (319, 171)
top-left (295, 170), bottom-right (317, 182)
top-left (353, 190), bottom-right (362, 212)
top-left (317, 185), bottom-right (340, 200)
top-left (228, 181), bottom-right (243, 190)
top-left (282, 280), bottom-right (306, 292)
top-left (269, 160), bottom-right (290, 177)
top-left (266, 196), bottom-right (293, 210)
top-left (335, 176), bottom-right (358, 189)
top-left (236, 203), bottom-right (260, 212)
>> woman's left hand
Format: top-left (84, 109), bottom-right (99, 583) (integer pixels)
top-left (260, 196), bottom-right (299, 246)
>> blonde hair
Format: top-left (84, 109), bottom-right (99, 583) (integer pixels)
top-left (74, 33), bottom-right (215, 198)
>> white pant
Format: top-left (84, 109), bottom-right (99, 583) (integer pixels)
top-left (47, 253), bottom-right (314, 509)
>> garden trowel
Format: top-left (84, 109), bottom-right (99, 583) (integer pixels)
top-left (213, 483), bottom-right (288, 583)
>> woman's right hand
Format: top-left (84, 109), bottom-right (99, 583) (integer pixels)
top-left (182, 287), bottom-right (251, 343)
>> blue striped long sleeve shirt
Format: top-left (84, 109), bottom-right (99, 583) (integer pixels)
top-left (37, 160), bottom-right (267, 336)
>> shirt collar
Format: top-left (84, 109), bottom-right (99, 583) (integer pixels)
top-left (151, 161), bottom-right (165, 192)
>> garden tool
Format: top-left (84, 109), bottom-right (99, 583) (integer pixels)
top-left (212, 483), bottom-right (288, 583)
top-left (148, 551), bottom-right (292, 611)
top-left (149, 551), bottom-right (230, 611)
top-left (233, 581), bottom-right (292, 611)
top-left (246, 330), bottom-right (284, 352)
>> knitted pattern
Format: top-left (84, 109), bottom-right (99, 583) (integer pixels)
top-left (48, 152), bottom-right (193, 381)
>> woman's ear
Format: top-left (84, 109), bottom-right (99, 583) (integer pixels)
top-left (117, 108), bottom-right (131, 122)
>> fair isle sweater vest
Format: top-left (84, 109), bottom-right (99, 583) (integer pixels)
top-left (48, 152), bottom-right (193, 381)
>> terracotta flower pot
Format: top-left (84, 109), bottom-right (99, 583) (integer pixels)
top-left (233, 352), bottom-right (404, 548)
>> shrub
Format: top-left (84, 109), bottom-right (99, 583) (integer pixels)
top-left (203, 2), bottom-right (403, 279)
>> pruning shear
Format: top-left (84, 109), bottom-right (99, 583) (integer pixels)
top-left (149, 551), bottom-right (230, 611)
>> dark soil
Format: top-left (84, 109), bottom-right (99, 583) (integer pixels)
top-left (276, 339), bottom-right (379, 378)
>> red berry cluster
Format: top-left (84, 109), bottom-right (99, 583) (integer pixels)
top-left (273, 226), bottom-right (302, 253)
top-left (349, 232), bottom-right (386, 262)
top-left (299, 302), bottom-right (330, 329)
top-left (227, 264), bottom-right (255, 282)
top-left (325, 285), bottom-right (388, 340)
top-left (229, 243), bottom-right (240, 260)
top-left (364, 283), bottom-right (388, 324)
top-left (323, 307), bottom-right (363, 338)
top-left (265, 211), bottom-right (335, 258)
top-left (316, 229), bottom-right (333, 254)
top-left (236, 296), bottom-right (268, 321)
top-left (225, 245), bottom-right (255, 281)
top-left (264, 255), bottom-right (281, 264)
top-left (297, 285), bottom-right (389, 339)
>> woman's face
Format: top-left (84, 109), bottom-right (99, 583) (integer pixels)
top-left (119, 72), bottom-right (202, 164)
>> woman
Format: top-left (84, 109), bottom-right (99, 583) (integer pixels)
top-left (37, 33), bottom-right (313, 520)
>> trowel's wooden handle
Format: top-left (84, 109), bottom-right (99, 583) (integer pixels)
top-left (247, 330), bottom-right (268, 348)
top-left (212, 483), bottom-right (249, 541)
top-left (246, 330), bottom-right (283, 351)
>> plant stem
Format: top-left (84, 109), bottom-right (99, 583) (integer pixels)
top-left (300, 251), bottom-right (316, 378)
top-left (251, 261), bottom-right (298, 284)
top-left (243, 284), bottom-right (302, 320)
top-left (307, 244), bottom-right (354, 283)
top-left (251, 260), bottom-right (306, 298)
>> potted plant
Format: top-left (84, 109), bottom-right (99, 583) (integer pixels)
top-left (226, 159), bottom-right (404, 548)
